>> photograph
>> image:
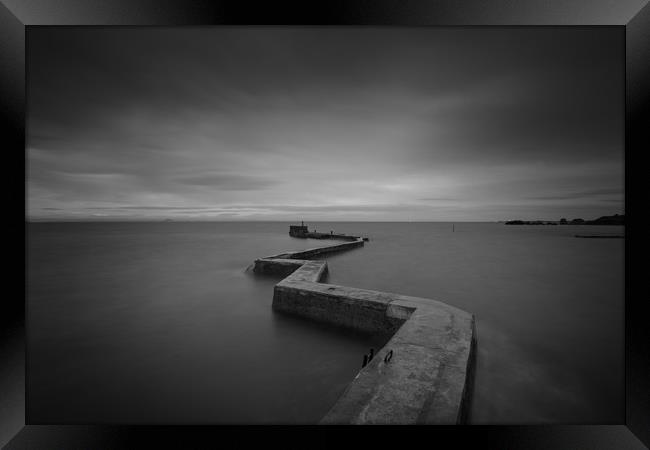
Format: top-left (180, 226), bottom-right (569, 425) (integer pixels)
top-left (24, 25), bottom-right (626, 427)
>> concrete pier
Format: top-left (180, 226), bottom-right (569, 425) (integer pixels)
top-left (252, 238), bottom-right (476, 424)
top-left (288, 222), bottom-right (366, 241)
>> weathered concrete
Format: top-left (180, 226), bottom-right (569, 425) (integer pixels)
top-left (322, 295), bottom-right (476, 424)
top-left (251, 237), bottom-right (477, 424)
top-left (253, 239), bottom-right (365, 275)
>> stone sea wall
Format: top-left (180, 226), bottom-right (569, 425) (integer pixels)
top-left (252, 238), bottom-right (477, 424)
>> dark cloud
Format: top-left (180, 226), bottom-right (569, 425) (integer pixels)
top-left (27, 27), bottom-right (624, 221)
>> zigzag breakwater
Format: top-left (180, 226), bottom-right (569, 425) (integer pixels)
top-left (251, 232), bottom-right (477, 424)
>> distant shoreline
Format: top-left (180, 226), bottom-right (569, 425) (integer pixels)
top-left (504, 214), bottom-right (624, 226)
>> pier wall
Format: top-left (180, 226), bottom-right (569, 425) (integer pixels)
top-left (251, 237), bottom-right (477, 424)
top-left (257, 239), bottom-right (364, 261)
top-left (273, 281), bottom-right (403, 334)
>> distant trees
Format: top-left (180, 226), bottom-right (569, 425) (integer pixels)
top-left (504, 214), bottom-right (624, 226)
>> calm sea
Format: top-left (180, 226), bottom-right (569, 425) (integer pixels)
top-left (27, 221), bottom-right (624, 424)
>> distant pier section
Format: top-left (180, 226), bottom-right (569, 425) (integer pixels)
top-left (290, 221), bottom-right (369, 241)
top-left (250, 224), bottom-right (476, 424)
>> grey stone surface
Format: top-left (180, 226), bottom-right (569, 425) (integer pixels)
top-left (251, 237), bottom-right (476, 424)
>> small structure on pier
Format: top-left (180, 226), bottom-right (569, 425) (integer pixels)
top-left (289, 221), bottom-right (309, 237)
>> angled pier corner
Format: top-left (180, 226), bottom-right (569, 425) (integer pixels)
top-left (251, 229), bottom-right (477, 424)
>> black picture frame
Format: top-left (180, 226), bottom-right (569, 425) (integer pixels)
top-left (2, 1), bottom-right (648, 448)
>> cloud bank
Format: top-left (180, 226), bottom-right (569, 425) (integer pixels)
top-left (27, 28), bottom-right (624, 221)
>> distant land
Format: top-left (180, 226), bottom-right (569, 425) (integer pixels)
top-left (504, 214), bottom-right (624, 226)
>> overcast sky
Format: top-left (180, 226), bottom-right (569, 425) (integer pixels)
top-left (27, 27), bottom-right (624, 221)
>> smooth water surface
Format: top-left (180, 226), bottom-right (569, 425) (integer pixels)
top-left (27, 221), bottom-right (624, 423)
